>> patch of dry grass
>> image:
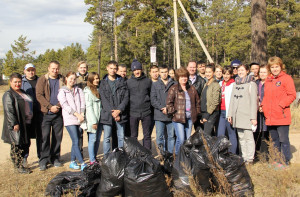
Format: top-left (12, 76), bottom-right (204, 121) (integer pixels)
top-left (291, 104), bottom-right (300, 131)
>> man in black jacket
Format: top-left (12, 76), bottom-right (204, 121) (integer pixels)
top-left (99, 61), bottom-right (129, 154)
top-left (151, 65), bottom-right (176, 153)
top-left (127, 59), bottom-right (153, 149)
top-left (187, 61), bottom-right (206, 130)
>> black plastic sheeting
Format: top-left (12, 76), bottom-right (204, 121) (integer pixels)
top-left (123, 137), bottom-right (152, 158)
top-left (96, 148), bottom-right (126, 197)
top-left (45, 163), bottom-right (101, 197)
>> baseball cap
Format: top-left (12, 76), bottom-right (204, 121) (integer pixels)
top-left (24, 63), bottom-right (35, 70)
top-left (230, 59), bottom-right (241, 67)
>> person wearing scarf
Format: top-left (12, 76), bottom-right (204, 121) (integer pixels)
top-left (228, 65), bottom-right (258, 164)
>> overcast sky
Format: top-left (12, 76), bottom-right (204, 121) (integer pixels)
top-left (0, 0), bottom-right (93, 59)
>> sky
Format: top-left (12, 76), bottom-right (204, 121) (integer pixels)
top-left (0, 0), bottom-right (93, 59)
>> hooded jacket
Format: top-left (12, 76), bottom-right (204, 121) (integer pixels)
top-left (151, 77), bottom-right (176, 121)
top-left (127, 73), bottom-right (152, 118)
top-left (84, 86), bottom-right (101, 133)
top-left (99, 74), bottom-right (129, 125)
top-left (57, 86), bottom-right (85, 126)
top-left (261, 71), bottom-right (296, 126)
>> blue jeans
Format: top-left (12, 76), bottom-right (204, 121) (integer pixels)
top-left (173, 119), bottom-right (193, 155)
top-left (65, 125), bottom-right (84, 164)
top-left (88, 123), bottom-right (102, 162)
top-left (155, 121), bottom-right (175, 153)
top-left (217, 110), bottom-right (237, 154)
top-left (103, 122), bottom-right (125, 155)
top-left (269, 125), bottom-right (291, 164)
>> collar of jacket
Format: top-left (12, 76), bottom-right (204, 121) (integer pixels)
top-left (22, 75), bottom-right (38, 82)
top-left (177, 82), bottom-right (191, 92)
top-left (131, 72), bottom-right (146, 80)
top-left (45, 73), bottom-right (63, 80)
top-left (103, 74), bottom-right (122, 81)
top-left (76, 72), bottom-right (88, 77)
top-left (268, 71), bottom-right (285, 80)
top-left (158, 77), bottom-right (175, 90)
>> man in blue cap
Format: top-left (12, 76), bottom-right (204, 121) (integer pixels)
top-left (21, 63), bottom-right (43, 166)
top-left (127, 59), bottom-right (153, 149)
top-left (231, 59), bottom-right (241, 79)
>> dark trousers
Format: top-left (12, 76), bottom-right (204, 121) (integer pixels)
top-left (78, 127), bottom-right (84, 156)
top-left (32, 112), bottom-right (43, 159)
top-left (200, 111), bottom-right (219, 136)
top-left (269, 125), bottom-right (291, 164)
top-left (11, 144), bottom-right (29, 168)
top-left (40, 113), bottom-right (63, 165)
top-left (217, 110), bottom-right (237, 154)
top-left (254, 130), bottom-right (269, 159)
top-left (130, 115), bottom-right (152, 150)
top-left (111, 121), bottom-right (118, 150)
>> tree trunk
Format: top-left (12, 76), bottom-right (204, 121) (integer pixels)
top-left (251, 0), bottom-right (267, 65)
top-left (97, 0), bottom-right (103, 75)
top-left (114, 3), bottom-right (118, 62)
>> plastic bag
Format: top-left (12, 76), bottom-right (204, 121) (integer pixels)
top-left (124, 155), bottom-right (171, 197)
top-left (123, 137), bottom-right (152, 158)
top-left (45, 164), bottom-right (101, 197)
top-left (96, 148), bottom-right (126, 197)
top-left (158, 144), bottom-right (174, 175)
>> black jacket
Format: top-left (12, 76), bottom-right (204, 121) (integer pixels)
top-left (2, 88), bottom-right (30, 145)
top-left (151, 77), bottom-right (176, 121)
top-left (99, 74), bottom-right (129, 125)
top-left (188, 75), bottom-right (206, 97)
top-left (127, 73), bottom-right (152, 118)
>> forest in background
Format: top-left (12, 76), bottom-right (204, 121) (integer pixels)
top-left (1, 0), bottom-right (299, 78)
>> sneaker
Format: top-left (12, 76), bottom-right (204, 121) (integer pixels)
top-left (17, 166), bottom-right (31, 174)
top-left (81, 163), bottom-right (87, 171)
top-left (53, 159), bottom-right (63, 167)
top-left (22, 158), bottom-right (28, 168)
top-left (69, 161), bottom-right (80, 170)
top-left (89, 161), bottom-right (98, 165)
top-left (39, 164), bottom-right (47, 171)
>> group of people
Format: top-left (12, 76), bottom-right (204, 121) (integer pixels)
top-left (1, 56), bottom-right (297, 174)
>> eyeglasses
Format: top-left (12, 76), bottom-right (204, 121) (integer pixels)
top-left (233, 67), bottom-right (238, 70)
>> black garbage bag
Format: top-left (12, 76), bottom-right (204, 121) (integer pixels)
top-left (45, 163), bottom-right (101, 197)
top-left (123, 137), bottom-right (152, 159)
top-left (96, 148), bottom-right (126, 197)
top-left (172, 146), bottom-right (211, 195)
top-left (124, 155), bottom-right (171, 197)
top-left (158, 144), bottom-right (174, 175)
top-left (217, 153), bottom-right (254, 197)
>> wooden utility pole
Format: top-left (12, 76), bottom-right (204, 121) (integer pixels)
top-left (173, 0), bottom-right (181, 69)
top-left (251, 0), bottom-right (267, 64)
top-left (177, 0), bottom-right (214, 63)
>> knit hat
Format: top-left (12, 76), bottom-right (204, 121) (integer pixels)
top-left (24, 63), bottom-right (35, 70)
top-left (131, 59), bottom-right (142, 71)
top-left (230, 59), bottom-right (241, 67)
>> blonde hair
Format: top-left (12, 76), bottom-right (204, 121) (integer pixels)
top-left (77, 61), bottom-right (88, 68)
top-left (267, 56), bottom-right (285, 71)
top-left (215, 65), bottom-right (223, 72)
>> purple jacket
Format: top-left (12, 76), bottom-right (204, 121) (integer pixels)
top-left (57, 86), bottom-right (85, 126)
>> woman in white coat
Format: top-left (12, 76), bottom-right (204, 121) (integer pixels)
top-left (84, 72), bottom-right (102, 164)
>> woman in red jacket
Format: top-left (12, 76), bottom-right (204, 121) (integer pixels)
top-left (261, 57), bottom-right (296, 165)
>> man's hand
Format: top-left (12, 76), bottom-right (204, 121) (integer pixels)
top-left (161, 107), bottom-right (167, 115)
top-left (115, 116), bottom-right (120, 122)
top-left (50, 106), bottom-right (60, 113)
top-left (111, 110), bottom-right (121, 118)
top-left (13, 125), bottom-right (19, 131)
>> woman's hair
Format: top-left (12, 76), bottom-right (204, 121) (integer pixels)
top-left (223, 66), bottom-right (233, 75)
top-left (267, 56), bottom-right (285, 71)
top-left (87, 72), bottom-right (100, 98)
top-left (175, 67), bottom-right (189, 81)
top-left (9, 72), bottom-right (22, 81)
top-left (237, 64), bottom-right (250, 71)
top-left (169, 68), bottom-right (175, 72)
top-left (77, 61), bottom-right (88, 68)
top-left (65, 71), bottom-right (76, 85)
top-left (215, 65), bottom-right (223, 72)
top-left (206, 64), bottom-right (216, 72)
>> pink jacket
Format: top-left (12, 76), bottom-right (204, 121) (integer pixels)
top-left (57, 86), bottom-right (85, 126)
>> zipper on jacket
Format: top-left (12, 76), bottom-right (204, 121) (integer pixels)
top-left (282, 109), bottom-right (286, 118)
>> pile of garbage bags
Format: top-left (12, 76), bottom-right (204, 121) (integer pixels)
top-left (45, 133), bottom-right (254, 197)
